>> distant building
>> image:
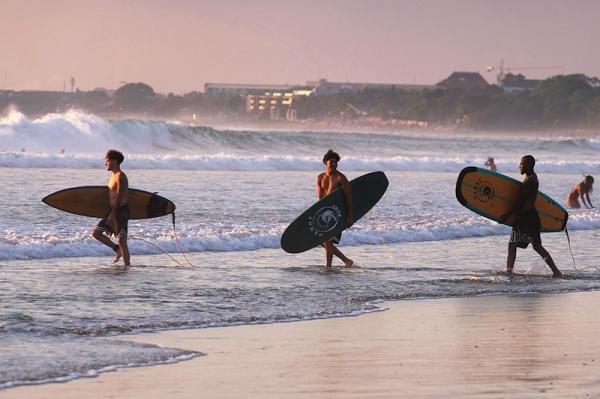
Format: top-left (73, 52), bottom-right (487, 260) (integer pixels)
top-left (436, 72), bottom-right (489, 91)
top-left (204, 83), bottom-right (297, 96)
top-left (307, 78), bottom-right (434, 96)
top-left (246, 87), bottom-right (313, 121)
top-left (500, 73), bottom-right (541, 92)
top-left (92, 87), bottom-right (114, 96)
top-left (243, 77), bottom-right (437, 120)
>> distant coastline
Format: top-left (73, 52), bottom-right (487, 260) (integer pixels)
top-left (2, 73), bottom-right (600, 133)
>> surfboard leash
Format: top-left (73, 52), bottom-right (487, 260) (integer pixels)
top-left (565, 228), bottom-right (576, 270)
top-left (171, 212), bottom-right (194, 267)
top-left (372, 207), bottom-right (396, 264)
top-left (127, 212), bottom-right (194, 268)
top-left (565, 228), bottom-right (600, 273)
top-left (130, 235), bottom-right (188, 267)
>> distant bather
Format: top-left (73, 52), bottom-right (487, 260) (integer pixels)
top-left (485, 157), bottom-right (497, 172)
top-left (567, 175), bottom-right (594, 209)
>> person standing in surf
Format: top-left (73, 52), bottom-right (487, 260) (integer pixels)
top-left (566, 175), bottom-right (594, 209)
top-left (317, 149), bottom-right (354, 268)
top-left (92, 149), bottom-right (131, 267)
top-left (499, 155), bottom-right (562, 277)
top-left (485, 157), bottom-right (497, 172)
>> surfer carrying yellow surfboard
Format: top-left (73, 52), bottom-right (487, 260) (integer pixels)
top-left (317, 150), bottom-right (354, 268)
top-left (92, 150), bottom-right (131, 267)
top-left (499, 155), bottom-right (562, 278)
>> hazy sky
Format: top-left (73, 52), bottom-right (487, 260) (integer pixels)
top-left (2, 0), bottom-right (599, 93)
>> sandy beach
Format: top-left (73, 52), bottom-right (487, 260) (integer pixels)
top-left (3, 291), bottom-right (600, 398)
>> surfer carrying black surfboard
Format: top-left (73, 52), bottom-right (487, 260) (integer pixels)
top-left (92, 149), bottom-right (131, 267)
top-left (317, 150), bottom-right (354, 268)
top-left (499, 155), bottom-right (562, 278)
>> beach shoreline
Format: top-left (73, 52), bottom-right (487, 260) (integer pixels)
top-left (4, 291), bottom-right (600, 398)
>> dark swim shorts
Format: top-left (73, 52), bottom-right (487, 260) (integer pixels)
top-left (328, 231), bottom-right (342, 245)
top-left (95, 205), bottom-right (129, 238)
top-left (510, 209), bottom-right (542, 248)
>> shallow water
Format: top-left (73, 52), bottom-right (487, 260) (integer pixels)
top-left (1, 112), bottom-right (599, 388)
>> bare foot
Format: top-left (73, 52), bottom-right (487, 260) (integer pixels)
top-left (506, 267), bottom-right (513, 275)
top-left (344, 259), bottom-right (354, 268)
top-left (553, 271), bottom-right (563, 278)
top-left (113, 247), bottom-right (122, 263)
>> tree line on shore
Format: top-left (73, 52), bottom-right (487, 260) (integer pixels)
top-left (2, 75), bottom-right (599, 130)
top-left (294, 74), bottom-right (600, 129)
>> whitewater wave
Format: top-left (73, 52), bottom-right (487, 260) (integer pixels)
top-left (1, 151), bottom-right (600, 173)
top-left (2, 213), bottom-right (599, 261)
top-left (2, 109), bottom-right (600, 157)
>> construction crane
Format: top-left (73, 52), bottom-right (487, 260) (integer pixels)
top-left (346, 103), bottom-right (368, 116)
top-left (486, 59), bottom-right (564, 85)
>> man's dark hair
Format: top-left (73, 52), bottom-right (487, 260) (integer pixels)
top-left (522, 154), bottom-right (535, 167)
top-left (323, 149), bottom-right (340, 164)
top-left (106, 149), bottom-right (124, 164)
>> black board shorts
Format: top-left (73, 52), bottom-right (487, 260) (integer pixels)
top-left (325, 232), bottom-right (342, 245)
top-left (510, 209), bottom-right (542, 248)
top-left (95, 205), bottom-right (129, 238)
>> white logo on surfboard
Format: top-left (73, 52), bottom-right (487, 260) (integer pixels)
top-left (308, 205), bottom-right (342, 237)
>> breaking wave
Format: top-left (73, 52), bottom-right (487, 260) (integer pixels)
top-left (2, 212), bottom-right (599, 260)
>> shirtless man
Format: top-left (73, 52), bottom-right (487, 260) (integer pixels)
top-left (317, 149), bottom-right (354, 268)
top-left (567, 175), bottom-right (594, 209)
top-left (500, 155), bottom-right (562, 277)
top-left (92, 149), bottom-right (130, 266)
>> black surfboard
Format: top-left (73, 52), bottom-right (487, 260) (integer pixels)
top-left (281, 171), bottom-right (389, 253)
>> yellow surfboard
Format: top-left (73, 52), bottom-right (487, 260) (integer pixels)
top-left (42, 186), bottom-right (175, 220)
top-left (455, 166), bottom-right (568, 232)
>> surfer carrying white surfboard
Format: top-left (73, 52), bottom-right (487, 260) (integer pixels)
top-left (92, 149), bottom-right (131, 267)
top-left (499, 155), bottom-right (562, 278)
top-left (317, 150), bottom-right (354, 268)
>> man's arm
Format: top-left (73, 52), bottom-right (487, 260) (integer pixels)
top-left (108, 174), bottom-right (128, 228)
top-left (584, 192), bottom-right (594, 208)
top-left (114, 173), bottom-right (128, 207)
top-left (340, 175), bottom-right (354, 227)
top-left (316, 174), bottom-right (324, 199)
top-left (500, 180), bottom-right (533, 222)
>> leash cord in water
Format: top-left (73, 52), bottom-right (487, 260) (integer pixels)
top-left (172, 213), bottom-right (194, 267)
top-left (566, 228), bottom-right (576, 270)
top-left (372, 208), bottom-right (396, 263)
top-left (128, 212), bottom-right (194, 268)
top-left (130, 236), bottom-right (188, 267)
top-left (565, 228), bottom-right (600, 273)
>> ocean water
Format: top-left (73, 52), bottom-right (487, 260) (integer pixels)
top-left (1, 109), bottom-right (600, 389)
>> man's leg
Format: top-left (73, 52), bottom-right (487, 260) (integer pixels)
top-left (331, 245), bottom-right (353, 267)
top-left (323, 241), bottom-right (334, 267)
top-left (507, 242), bottom-right (517, 274)
top-left (532, 243), bottom-right (562, 278)
top-left (92, 228), bottom-right (117, 251)
top-left (118, 234), bottom-right (130, 267)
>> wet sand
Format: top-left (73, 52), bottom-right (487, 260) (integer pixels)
top-left (4, 291), bottom-right (600, 398)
